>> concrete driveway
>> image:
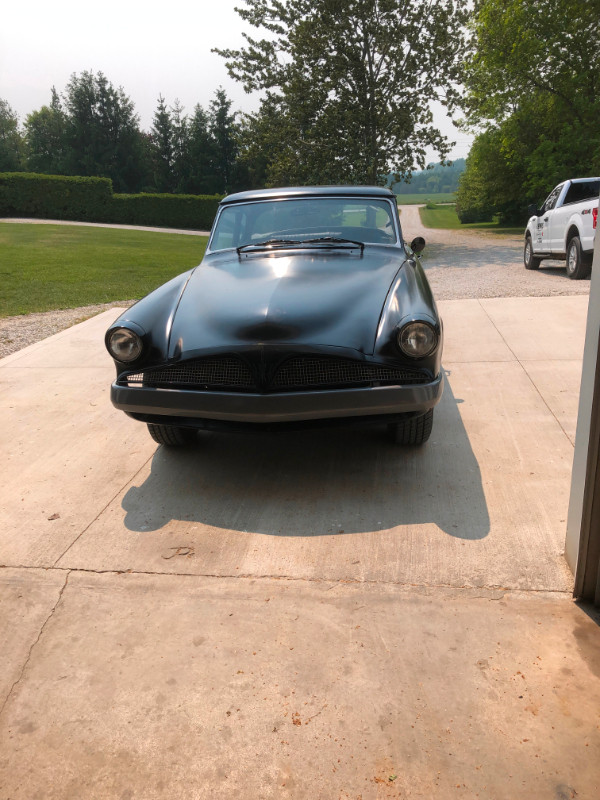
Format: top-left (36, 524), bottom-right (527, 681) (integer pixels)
top-left (1, 297), bottom-right (599, 799)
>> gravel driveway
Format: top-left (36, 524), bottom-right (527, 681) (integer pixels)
top-left (0, 210), bottom-right (591, 358)
top-left (399, 204), bottom-right (591, 300)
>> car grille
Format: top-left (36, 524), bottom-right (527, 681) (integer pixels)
top-left (125, 357), bottom-right (254, 390)
top-left (122, 355), bottom-right (429, 392)
top-left (271, 357), bottom-right (428, 389)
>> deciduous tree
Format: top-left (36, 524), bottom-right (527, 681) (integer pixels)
top-left (215, 0), bottom-right (468, 185)
top-left (457, 0), bottom-right (600, 221)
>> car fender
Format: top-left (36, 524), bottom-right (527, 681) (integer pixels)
top-left (106, 267), bottom-right (197, 377)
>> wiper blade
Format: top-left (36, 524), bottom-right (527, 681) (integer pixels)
top-left (303, 237), bottom-right (365, 251)
top-left (236, 238), bottom-right (304, 253)
top-left (237, 236), bottom-right (365, 254)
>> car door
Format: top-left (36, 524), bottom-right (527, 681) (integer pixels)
top-left (535, 184), bottom-right (563, 253)
top-left (547, 183), bottom-right (572, 252)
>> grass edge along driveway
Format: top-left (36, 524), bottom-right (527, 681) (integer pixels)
top-left (418, 202), bottom-right (522, 235)
top-left (0, 222), bottom-right (208, 317)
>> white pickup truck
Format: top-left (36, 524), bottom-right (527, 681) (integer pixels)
top-left (524, 177), bottom-right (599, 279)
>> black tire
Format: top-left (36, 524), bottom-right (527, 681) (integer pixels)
top-left (389, 409), bottom-right (434, 446)
top-left (147, 423), bottom-right (196, 446)
top-left (566, 235), bottom-right (591, 280)
top-left (524, 235), bottom-right (541, 270)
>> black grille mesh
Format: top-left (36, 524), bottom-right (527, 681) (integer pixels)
top-left (271, 357), bottom-right (427, 388)
top-left (123, 355), bottom-right (429, 391)
top-left (125, 357), bottom-right (254, 389)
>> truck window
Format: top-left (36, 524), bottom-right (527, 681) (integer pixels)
top-left (563, 181), bottom-right (600, 206)
top-left (543, 185), bottom-right (563, 212)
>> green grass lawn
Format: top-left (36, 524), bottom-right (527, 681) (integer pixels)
top-left (0, 223), bottom-right (208, 317)
top-left (418, 203), bottom-right (522, 234)
top-left (396, 192), bottom-right (456, 205)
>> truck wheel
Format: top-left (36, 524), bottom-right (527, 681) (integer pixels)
top-left (566, 236), bottom-right (591, 280)
top-left (524, 236), bottom-right (541, 270)
top-left (389, 409), bottom-right (434, 446)
top-left (147, 423), bottom-right (196, 446)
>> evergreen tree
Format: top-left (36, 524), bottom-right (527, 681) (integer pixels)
top-left (62, 71), bottom-right (146, 192)
top-left (182, 104), bottom-right (218, 194)
top-left (24, 88), bottom-right (68, 174)
top-left (209, 88), bottom-right (238, 193)
top-left (0, 99), bottom-right (24, 171)
top-left (170, 99), bottom-right (190, 192)
top-left (150, 95), bottom-right (175, 192)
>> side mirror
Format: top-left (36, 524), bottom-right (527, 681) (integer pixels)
top-left (528, 203), bottom-right (540, 218)
top-left (410, 236), bottom-right (426, 254)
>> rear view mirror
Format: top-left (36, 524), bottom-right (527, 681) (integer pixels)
top-left (410, 236), bottom-right (426, 254)
top-left (528, 204), bottom-right (540, 218)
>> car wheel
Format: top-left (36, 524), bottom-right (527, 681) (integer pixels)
top-left (524, 236), bottom-right (541, 270)
top-left (389, 409), bottom-right (434, 446)
top-left (147, 423), bottom-right (196, 446)
top-left (566, 236), bottom-right (591, 280)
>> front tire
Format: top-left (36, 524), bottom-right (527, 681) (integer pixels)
top-left (566, 236), bottom-right (591, 280)
top-left (147, 423), bottom-right (196, 447)
top-left (524, 235), bottom-right (541, 270)
top-left (389, 409), bottom-right (434, 446)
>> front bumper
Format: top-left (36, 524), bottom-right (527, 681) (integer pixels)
top-left (111, 374), bottom-right (443, 425)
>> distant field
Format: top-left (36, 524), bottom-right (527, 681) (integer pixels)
top-left (418, 203), bottom-right (523, 235)
top-left (0, 223), bottom-right (208, 317)
top-left (396, 193), bottom-right (456, 205)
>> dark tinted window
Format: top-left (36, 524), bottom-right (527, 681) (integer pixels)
top-left (563, 181), bottom-right (600, 206)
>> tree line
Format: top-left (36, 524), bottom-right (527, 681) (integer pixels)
top-left (1, 0), bottom-right (594, 221)
top-left (1, 1), bottom-right (468, 197)
top-left (0, 73), bottom-right (245, 195)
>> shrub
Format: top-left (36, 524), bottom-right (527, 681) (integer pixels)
top-left (0, 172), bottom-right (221, 230)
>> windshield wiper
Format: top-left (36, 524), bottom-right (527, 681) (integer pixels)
top-left (302, 237), bottom-right (365, 251)
top-left (237, 236), bottom-right (365, 254)
top-left (236, 238), bottom-right (305, 253)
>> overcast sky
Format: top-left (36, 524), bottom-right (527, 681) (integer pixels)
top-left (1, 0), bottom-right (472, 162)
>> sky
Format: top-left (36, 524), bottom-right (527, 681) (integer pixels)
top-left (1, 0), bottom-right (472, 163)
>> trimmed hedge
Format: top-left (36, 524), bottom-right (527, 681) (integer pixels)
top-left (0, 172), bottom-right (221, 230)
top-left (109, 192), bottom-right (221, 230)
top-left (0, 173), bottom-right (113, 221)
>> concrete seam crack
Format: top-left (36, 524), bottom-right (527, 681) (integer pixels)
top-left (477, 299), bottom-right (574, 446)
top-left (51, 454), bottom-right (155, 567)
top-left (0, 563), bottom-right (572, 597)
top-left (0, 570), bottom-right (71, 719)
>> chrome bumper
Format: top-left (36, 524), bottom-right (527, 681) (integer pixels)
top-left (111, 374), bottom-right (443, 424)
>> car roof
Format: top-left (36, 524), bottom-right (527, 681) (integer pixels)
top-left (220, 185), bottom-right (395, 205)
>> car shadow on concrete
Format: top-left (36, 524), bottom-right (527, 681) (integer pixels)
top-left (121, 371), bottom-right (490, 540)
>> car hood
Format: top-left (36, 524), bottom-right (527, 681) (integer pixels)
top-left (167, 247), bottom-right (407, 358)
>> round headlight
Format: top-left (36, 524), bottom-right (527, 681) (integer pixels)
top-left (397, 321), bottom-right (437, 358)
top-left (107, 328), bottom-right (143, 362)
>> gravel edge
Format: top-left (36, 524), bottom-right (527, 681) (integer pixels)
top-left (0, 302), bottom-right (135, 360)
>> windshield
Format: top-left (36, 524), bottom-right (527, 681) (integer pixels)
top-left (209, 197), bottom-right (398, 251)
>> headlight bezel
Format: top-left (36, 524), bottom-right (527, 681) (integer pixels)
top-left (396, 320), bottom-right (438, 359)
top-left (106, 326), bottom-right (144, 363)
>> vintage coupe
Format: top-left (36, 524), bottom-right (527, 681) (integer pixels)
top-left (106, 186), bottom-right (443, 446)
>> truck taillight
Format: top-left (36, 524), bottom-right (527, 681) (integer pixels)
top-left (594, 207), bottom-right (598, 230)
